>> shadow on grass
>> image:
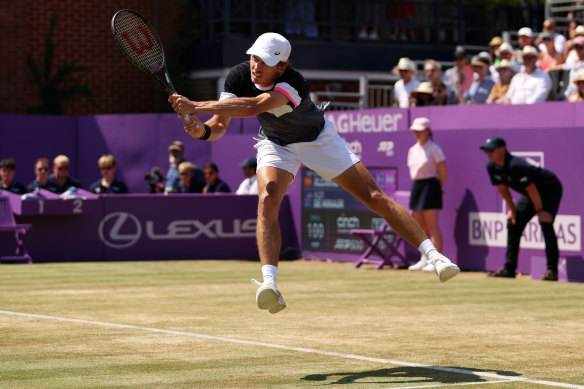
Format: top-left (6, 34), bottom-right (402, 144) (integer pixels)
top-left (302, 366), bottom-right (520, 385)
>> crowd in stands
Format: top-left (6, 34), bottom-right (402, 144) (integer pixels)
top-left (392, 19), bottom-right (584, 107)
top-left (0, 141), bottom-right (259, 197)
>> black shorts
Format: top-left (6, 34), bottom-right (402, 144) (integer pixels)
top-left (409, 178), bottom-right (442, 210)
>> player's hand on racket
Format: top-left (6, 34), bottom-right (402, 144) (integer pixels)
top-left (168, 94), bottom-right (196, 117)
top-left (180, 114), bottom-right (206, 139)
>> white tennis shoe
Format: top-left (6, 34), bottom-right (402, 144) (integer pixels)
top-left (408, 254), bottom-right (428, 271)
top-left (251, 279), bottom-right (286, 314)
top-left (427, 253), bottom-right (460, 282)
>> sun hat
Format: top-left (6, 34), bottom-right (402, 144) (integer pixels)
top-left (412, 82), bottom-right (433, 95)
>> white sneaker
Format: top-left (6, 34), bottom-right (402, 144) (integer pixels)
top-left (421, 262), bottom-right (435, 272)
top-left (251, 279), bottom-right (286, 314)
top-left (427, 253), bottom-right (460, 282)
top-left (408, 255), bottom-right (428, 271)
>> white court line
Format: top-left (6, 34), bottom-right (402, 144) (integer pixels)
top-left (387, 380), bottom-right (517, 388)
top-left (1, 310), bottom-right (583, 389)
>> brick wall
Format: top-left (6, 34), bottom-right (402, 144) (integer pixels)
top-left (0, 0), bottom-right (185, 115)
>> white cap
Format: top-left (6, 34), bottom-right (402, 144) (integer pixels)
top-left (397, 57), bottom-right (416, 71)
top-left (409, 117), bottom-right (431, 131)
top-left (518, 27), bottom-right (533, 37)
top-left (499, 42), bottom-right (514, 53)
top-left (246, 33), bottom-right (291, 66)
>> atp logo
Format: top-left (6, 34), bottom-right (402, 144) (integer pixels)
top-left (99, 212), bottom-right (142, 249)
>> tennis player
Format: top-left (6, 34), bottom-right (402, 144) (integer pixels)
top-left (169, 33), bottom-right (459, 314)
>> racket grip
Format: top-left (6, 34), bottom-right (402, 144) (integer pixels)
top-left (171, 92), bottom-right (191, 123)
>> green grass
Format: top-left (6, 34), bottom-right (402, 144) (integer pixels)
top-left (1, 260), bottom-right (583, 388)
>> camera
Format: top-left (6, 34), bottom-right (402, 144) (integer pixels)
top-left (144, 167), bottom-right (164, 193)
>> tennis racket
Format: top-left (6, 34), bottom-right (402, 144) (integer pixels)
top-left (111, 9), bottom-right (179, 96)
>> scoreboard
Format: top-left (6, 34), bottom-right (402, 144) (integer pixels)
top-left (301, 166), bottom-right (398, 255)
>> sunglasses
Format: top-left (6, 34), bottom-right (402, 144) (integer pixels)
top-left (37, 167), bottom-right (49, 172)
top-left (203, 171), bottom-right (215, 176)
top-left (179, 171), bottom-right (190, 176)
top-left (100, 166), bottom-right (113, 171)
top-left (57, 166), bottom-right (69, 171)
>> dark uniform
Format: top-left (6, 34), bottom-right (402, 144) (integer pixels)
top-left (46, 175), bottom-right (83, 194)
top-left (89, 178), bottom-right (129, 194)
top-left (486, 151), bottom-right (563, 274)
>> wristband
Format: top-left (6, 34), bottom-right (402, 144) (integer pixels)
top-left (199, 124), bottom-right (212, 141)
top-left (536, 209), bottom-right (545, 214)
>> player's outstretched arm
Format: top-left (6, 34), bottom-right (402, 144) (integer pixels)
top-left (180, 113), bottom-right (230, 142)
top-left (169, 92), bottom-right (290, 118)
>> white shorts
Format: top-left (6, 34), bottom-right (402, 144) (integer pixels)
top-left (255, 119), bottom-right (360, 181)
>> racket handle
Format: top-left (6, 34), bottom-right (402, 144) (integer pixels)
top-left (171, 92), bottom-right (191, 123)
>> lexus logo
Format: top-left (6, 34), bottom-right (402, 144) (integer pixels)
top-left (98, 212), bottom-right (142, 249)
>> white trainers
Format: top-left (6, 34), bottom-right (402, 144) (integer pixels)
top-left (427, 253), bottom-right (460, 282)
top-left (421, 262), bottom-right (435, 272)
top-left (408, 255), bottom-right (428, 271)
top-left (251, 279), bottom-right (286, 314)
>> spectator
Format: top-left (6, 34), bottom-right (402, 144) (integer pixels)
top-left (443, 45), bottom-right (473, 102)
top-left (486, 59), bottom-right (516, 104)
top-left (89, 154), bottom-right (128, 194)
top-left (0, 158), bottom-right (27, 194)
top-left (550, 36), bottom-right (584, 99)
top-left (481, 136), bottom-right (563, 281)
top-left (488, 36), bottom-right (503, 66)
top-left (410, 81), bottom-right (434, 106)
top-left (26, 157), bottom-right (50, 192)
top-left (462, 53), bottom-right (494, 104)
top-left (517, 27), bottom-right (537, 51)
top-left (497, 42), bottom-right (521, 75)
top-left (202, 163), bottom-right (231, 194)
top-left (536, 19), bottom-right (567, 55)
top-left (235, 157), bottom-right (259, 195)
top-left (284, 0), bottom-right (318, 38)
top-left (567, 70), bottom-right (584, 102)
top-left (539, 31), bottom-right (564, 71)
top-left (423, 59), bottom-right (442, 83)
top-left (406, 118), bottom-right (447, 272)
top-left (46, 155), bottom-right (82, 194)
top-left (430, 80), bottom-right (452, 105)
top-left (502, 46), bottom-right (552, 104)
top-left (164, 140), bottom-right (186, 193)
top-left (176, 161), bottom-right (205, 193)
top-left (392, 57), bottom-right (420, 108)
top-left (564, 25), bottom-right (584, 64)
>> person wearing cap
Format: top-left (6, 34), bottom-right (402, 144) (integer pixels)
top-left (235, 157), bottom-right (259, 195)
top-left (46, 154), bottom-right (82, 194)
top-left (486, 59), bottom-right (516, 104)
top-left (164, 140), bottom-right (186, 193)
top-left (567, 70), bottom-right (584, 101)
top-left (547, 35), bottom-right (584, 99)
top-left (536, 19), bottom-right (567, 55)
top-left (410, 81), bottom-right (434, 107)
top-left (462, 53), bottom-right (495, 104)
top-left (502, 46), bottom-right (552, 104)
top-left (88, 154), bottom-right (128, 194)
top-left (176, 161), bottom-right (205, 193)
top-left (392, 57), bottom-right (420, 108)
top-left (480, 136), bottom-right (563, 281)
top-left (0, 158), bottom-right (27, 194)
top-left (517, 27), bottom-right (537, 51)
top-left (406, 118), bottom-right (448, 272)
top-left (169, 32), bottom-right (459, 314)
top-left (443, 45), bottom-right (474, 101)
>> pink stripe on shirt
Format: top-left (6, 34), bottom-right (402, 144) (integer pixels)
top-left (274, 87), bottom-right (298, 107)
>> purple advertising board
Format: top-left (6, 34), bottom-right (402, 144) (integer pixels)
top-left (1, 102), bottom-right (583, 276)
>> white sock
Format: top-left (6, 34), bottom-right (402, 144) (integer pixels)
top-left (261, 265), bottom-right (278, 287)
top-left (418, 239), bottom-right (439, 262)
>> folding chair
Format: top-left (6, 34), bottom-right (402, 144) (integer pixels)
top-left (351, 222), bottom-right (406, 269)
top-left (351, 191), bottom-right (411, 270)
top-left (0, 196), bottom-right (32, 263)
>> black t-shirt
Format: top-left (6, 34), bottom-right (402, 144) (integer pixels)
top-left (486, 152), bottom-right (559, 195)
top-left (46, 175), bottom-right (83, 194)
top-left (205, 178), bottom-right (231, 194)
top-left (222, 61), bottom-right (325, 146)
top-left (89, 178), bottom-right (129, 194)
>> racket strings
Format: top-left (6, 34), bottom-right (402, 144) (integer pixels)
top-left (113, 12), bottom-right (164, 72)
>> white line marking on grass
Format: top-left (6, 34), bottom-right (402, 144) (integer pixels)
top-left (1, 310), bottom-right (583, 389)
top-left (387, 380), bottom-right (517, 388)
